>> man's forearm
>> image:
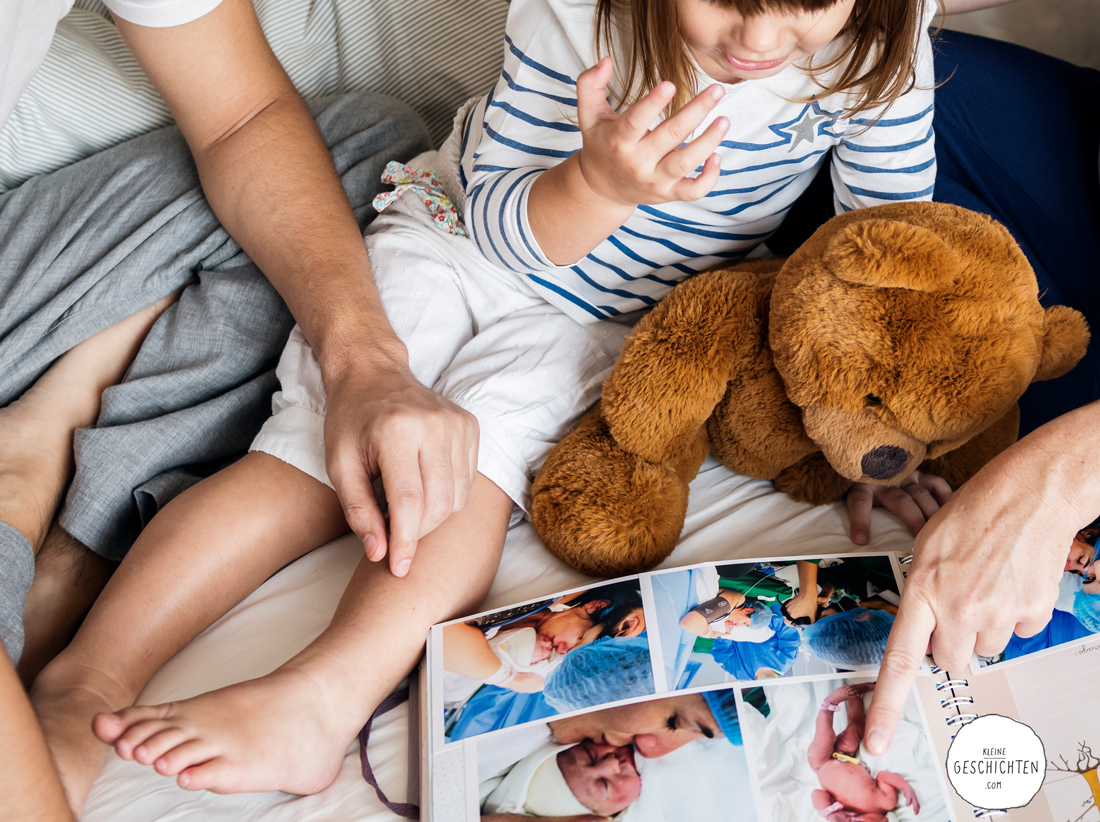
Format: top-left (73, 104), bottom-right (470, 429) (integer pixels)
top-left (192, 93), bottom-right (407, 377)
top-left (115, 0), bottom-right (408, 380)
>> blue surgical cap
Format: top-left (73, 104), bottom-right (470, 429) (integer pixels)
top-left (543, 636), bottom-right (654, 712)
top-left (801, 608), bottom-right (894, 668)
top-left (702, 688), bottom-right (742, 746)
top-left (1073, 591), bottom-right (1100, 633)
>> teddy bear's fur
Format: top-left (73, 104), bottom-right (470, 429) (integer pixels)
top-left (530, 202), bottom-right (1090, 577)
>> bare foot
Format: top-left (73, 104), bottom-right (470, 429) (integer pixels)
top-left (0, 289), bottom-right (184, 551)
top-left (93, 668), bottom-right (362, 795)
top-left (32, 662), bottom-right (131, 817)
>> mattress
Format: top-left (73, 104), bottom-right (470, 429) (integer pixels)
top-left (81, 457), bottom-right (915, 821)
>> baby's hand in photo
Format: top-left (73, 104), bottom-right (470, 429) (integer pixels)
top-left (847, 470), bottom-right (953, 545)
top-left (847, 682), bottom-right (875, 698)
top-left (575, 57), bottom-right (729, 207)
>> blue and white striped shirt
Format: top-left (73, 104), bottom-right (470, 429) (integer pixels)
top-left (455, 0), bottom-right (938, 324)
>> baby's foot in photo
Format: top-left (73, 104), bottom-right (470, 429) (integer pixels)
top-left (93, 668), bottom-right (360, 795)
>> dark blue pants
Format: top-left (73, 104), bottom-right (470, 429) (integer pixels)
top-left (771, 30), bottom-right (1100, 436)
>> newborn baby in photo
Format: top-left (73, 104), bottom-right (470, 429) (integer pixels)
top-left (481, 739), bottom-right (642, 817)
top-left (809, 683), bottom-right (920, 822)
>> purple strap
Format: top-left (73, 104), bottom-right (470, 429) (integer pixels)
top-left (358, 685), bottom-right (420, 819)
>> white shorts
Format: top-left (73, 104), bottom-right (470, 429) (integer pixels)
top-left (250, 192), bottom-right (632, 518)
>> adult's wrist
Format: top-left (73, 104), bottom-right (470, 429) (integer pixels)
top-left (1012, 402), bottom-right (1100, 525)
top-left (314, 325), bottom-right (411, 387)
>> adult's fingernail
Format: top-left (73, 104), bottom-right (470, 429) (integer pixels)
top-left (395, 559), bottom-right (411, 578)
top-left (364, 534), bottom-right (380, 560)
top-left (867, 727), bottom-right (889, 755)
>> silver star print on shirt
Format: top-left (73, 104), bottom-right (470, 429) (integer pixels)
top-left (783, 108), bottom-right (828, 153)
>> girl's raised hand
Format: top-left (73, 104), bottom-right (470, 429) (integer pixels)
top-left (575, 57), bottom-right (730, 207)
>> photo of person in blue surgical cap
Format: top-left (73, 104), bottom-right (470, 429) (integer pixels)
top-left (654, 557), bottom-right (902, 689)
top-left (984, 521), bottom-right (1100, 666)
top-left (442, 580), bottom-right (655, 741)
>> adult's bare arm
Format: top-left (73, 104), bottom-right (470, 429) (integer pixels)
top-left (115, 0), bottom-right (478, 576)
top-left (443, 623), bottom-right (503, 680)
top-left (866, 400), bottom-right (1100, 754)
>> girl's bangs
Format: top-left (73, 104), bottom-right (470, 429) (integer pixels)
top-left (706, 0), bottom-right (843, 14)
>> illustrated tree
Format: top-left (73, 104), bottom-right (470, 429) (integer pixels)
top-left (1049, 742), bottom-right (1100, 822)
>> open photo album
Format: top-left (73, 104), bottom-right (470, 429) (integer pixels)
top-left (414, 546), bottom-right (1100, 822)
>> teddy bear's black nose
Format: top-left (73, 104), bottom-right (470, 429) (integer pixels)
top-left (861, 445), bottom-right (909, 480)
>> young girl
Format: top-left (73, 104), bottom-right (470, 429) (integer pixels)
top-left (33, 0), bottom-right (938, 808)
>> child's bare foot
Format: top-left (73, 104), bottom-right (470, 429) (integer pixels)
top-left (0, 289), bottom-right (184, 551)
top-left (93, 667), bottom-right (363, 795)
top-left (31, 662), bottom-right (133, 816)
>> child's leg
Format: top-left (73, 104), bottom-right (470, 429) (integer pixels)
top-left (95, 472), bottom-right (512, 794)
top-left (31, 452), bottom-right (348, 814)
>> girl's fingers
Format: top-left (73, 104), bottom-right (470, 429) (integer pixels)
top-left (661, 116), bottom-right (729, 181)
top-left (575, 57), bottom-right (616, 131)
top-left (669, 152), bottom-right (723, 201)
top-left (617, 81), bottom-right (677, 138)
top-left (647, 83), bottom-right (726, 153)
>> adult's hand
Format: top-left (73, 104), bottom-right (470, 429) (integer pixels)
top-left (865, 402), bottom-right (1100, 755)
top-left (847, 471), bottom-right (953, 545)
top-left (117, 0), bottom-right (482, 576)
top-left (323, 346), bottom-right (478, 577)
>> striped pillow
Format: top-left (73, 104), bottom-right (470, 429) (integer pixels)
top-left (0, 0), bottom-right (509, 191)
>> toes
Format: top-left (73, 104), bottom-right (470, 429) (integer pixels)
top-left (91, 711), bottom-right (129, 744)
top-left (177, 755), bottom-right (234, 792)
top-left (155, 739), bottom-right (218, 779)
top-left (132, 727), bottom-right (193, 766)
top-left (111, 718), bottom-right (175, 760)
top-left (93, 704), bottom-right (169, 745)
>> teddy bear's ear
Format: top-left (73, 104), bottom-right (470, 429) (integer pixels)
top-left (1033, 305), bottom-right (1090, 382)
top-left (823, 219), bottom-right (960, 291)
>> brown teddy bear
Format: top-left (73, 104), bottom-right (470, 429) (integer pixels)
top-left (530, 202), bottom-right (1090, 577)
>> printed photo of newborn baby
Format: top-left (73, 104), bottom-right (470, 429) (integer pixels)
top-left (474, 688), bottom-right (758, 821)
top-left (439, 579), bottom-right (655, 741)
top-left (738, 677), bottom-right (950, 822)
top-left (650, 556), bottom-right (901, 689)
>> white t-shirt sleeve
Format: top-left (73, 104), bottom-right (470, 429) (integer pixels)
top-left (829, 0), bottom-right (938, 213)
top-left (102, 0), bottom-right (224, 28)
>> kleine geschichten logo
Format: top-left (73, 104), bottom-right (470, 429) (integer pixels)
top-left (946, 714), bottom-right (1046, 809)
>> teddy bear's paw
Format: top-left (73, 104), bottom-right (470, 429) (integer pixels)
top-left (531, 406), bottom-right (706, 576)
top-left (531, 456), bottom-right (691, 577)
top-left (772, 452), bottom-right (852, 506)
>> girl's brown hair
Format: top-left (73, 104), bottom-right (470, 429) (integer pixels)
top-left (594, 0), bottom-right (931, 120)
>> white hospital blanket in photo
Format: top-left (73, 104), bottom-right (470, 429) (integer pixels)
top-left (741, 678), bottom-right (949, 822)
top-left (81, 458), bottom-right (916, 821)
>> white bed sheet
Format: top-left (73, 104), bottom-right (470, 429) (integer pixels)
top-left (81, 457), bottom-right (915, 821)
